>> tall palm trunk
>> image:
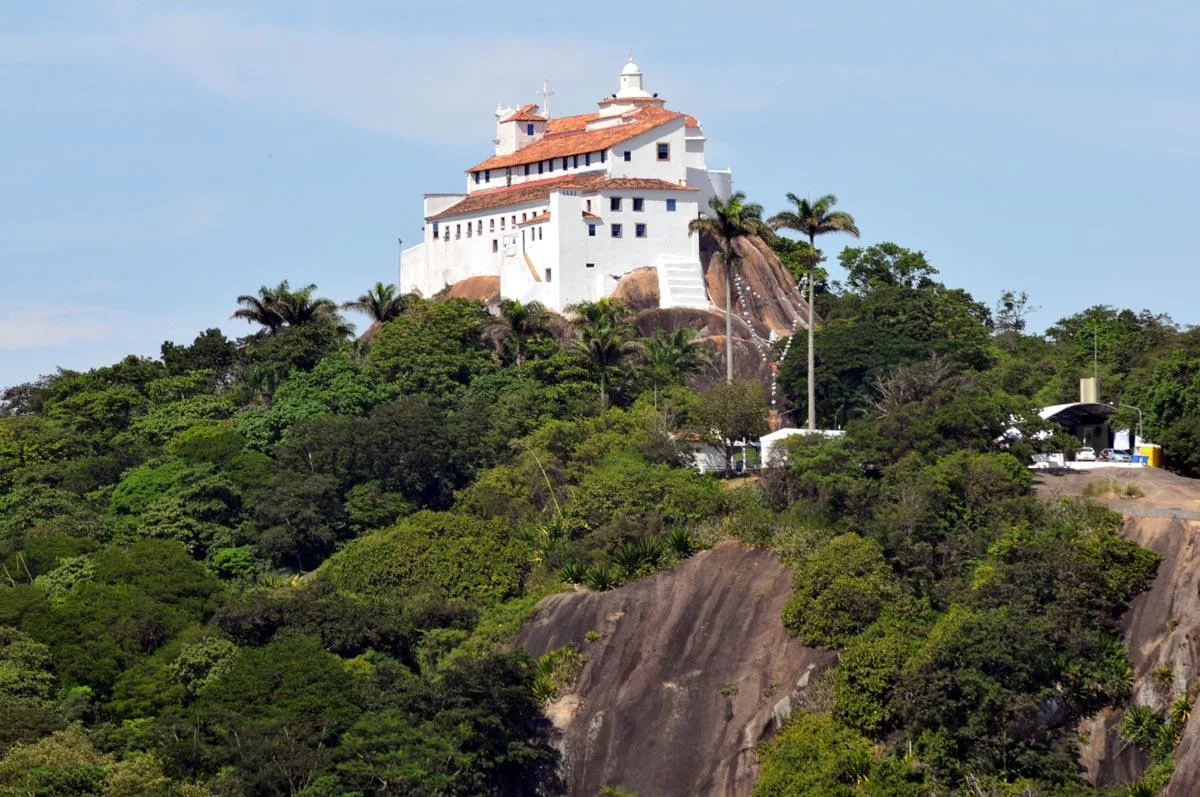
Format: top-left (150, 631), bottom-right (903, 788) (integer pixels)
top-left (807, 234), bottom-right (817, 430)
top-left (725, 246), bottom-right (734, 383)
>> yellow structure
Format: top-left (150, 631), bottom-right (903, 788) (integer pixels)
top-left (1139, 444), bottom-right (1163, 468)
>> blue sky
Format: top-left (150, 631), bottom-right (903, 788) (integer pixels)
top-left (2, 1), bottom-right (1199, 388)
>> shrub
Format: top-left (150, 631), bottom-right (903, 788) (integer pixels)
top-left (782, 533), bottom-right (905, 647)
top-left (584, 563), bottom-right (619, 591)
top-left (611, 537), bottom-right (665, 578)
top-left (323, 511), bottom-right (531, 607)
top-left (663, 528), bottom-right (694, 558)
top-left (558, 562), bottom-right (586, 584)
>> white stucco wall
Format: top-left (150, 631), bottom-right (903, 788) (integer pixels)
top-left (605, 119), bottom-right (689, 183)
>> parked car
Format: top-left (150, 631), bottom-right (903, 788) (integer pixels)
top-left (1076, 447), bottom-right (1096, 462)
top-left (1105, 449), bottom-right (1132, 462)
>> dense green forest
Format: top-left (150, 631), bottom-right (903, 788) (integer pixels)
top-left (2, 227), bottom-right (1199, 795)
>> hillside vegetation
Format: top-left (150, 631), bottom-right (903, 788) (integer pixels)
top-left (2, 227), bottom-right (1200, 796)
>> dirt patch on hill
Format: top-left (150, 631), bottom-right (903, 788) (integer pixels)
top-left (1035, 468), bottom-right (1200, 792)
top-left (512, 542), bottom-right (834, 797)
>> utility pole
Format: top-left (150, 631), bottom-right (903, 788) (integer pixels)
top-left (397, 238), bottom-right (403, 292)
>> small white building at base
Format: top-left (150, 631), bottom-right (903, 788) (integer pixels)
top-left (400, 58), bottom-right (733, 312)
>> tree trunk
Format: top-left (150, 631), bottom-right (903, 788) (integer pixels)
top-left (725, 248), bottom-right (734, 383)
top-left (807, 235), bottom-right (817, 431)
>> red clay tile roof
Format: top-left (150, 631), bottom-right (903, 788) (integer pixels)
top-left (503, 103), bottom-right (547, 123)
top-left (427, 174), bottom-right (695, 220)
top-left (582, 211), bottom-right (601, 220)
top-left (545, 112), bottom-right (595, 134)
top-left (519, 212), bottom-right (551, 225)
top-left (684, 115), bottom-right (700, 129)
top-left (467, 105), bottom-right (685, 172)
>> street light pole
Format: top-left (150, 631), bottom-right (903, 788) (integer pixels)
top-left (1111, 402), bottom-right (1144, 446)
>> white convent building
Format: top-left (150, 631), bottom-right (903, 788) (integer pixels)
top-left (399, 58), bottom-right (733, 312)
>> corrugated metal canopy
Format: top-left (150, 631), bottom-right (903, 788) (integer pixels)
top-left (1038, 402), bottom-right (1116, 427)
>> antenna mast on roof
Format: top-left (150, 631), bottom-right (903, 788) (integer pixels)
top-left (539, 77), bottom-right (554, 118)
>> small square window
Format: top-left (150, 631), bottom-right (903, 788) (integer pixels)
top-left (573, 155), bottom-right (579, 168)
top-left (492, 239), bottom-right (498, 252)
top-left (586, 199), bottom-right (592, 211)
top-left (610, 197), bottom-right (621, 212)
top-left (666, 198), bottom-right (677, 212)
top-left (522, 212), bottom-right (527, 221)
top-left (635, 223), bottom-right (647, 238)
top-left (586, 262), bottom-right (595, 268)
top-left (467, 224), bottom-right (472, 238)
top-left (600, 150), bottom-right (607, 163)
top-left (526, 122), bottom-right (534, 135)
top-left (585, 152), bottom-right (591, 166)
top-left (484, 171), bottom-right (490, 183)
top-left (623, 150), bottom-right (632, 162)
top-left (657, 142), bottom-right (670, 161)
top-left (611, 223), bottom-right (622, 238)
top-left (489, 218), bottom-right (495, 231)
top-left (538, 162), bottom-right (544, 174)
top-left (500, 217), bottom-right (505, 229)
top-left (632, 198), bottom-right (644, 212)
top-left (455, 224), bottom-right (461, 239)
top-left (511, 215), bottom-right (516, 226)
top-left (524, 164), bottom-right (530, 176)
top-left (473, 172), bottom-right (480, 185)
top-left (538, 227), bottom-right (543, 240)
top-left (545, 268), bottom-right (552, 282)
top-left (562, 157), bottom-right (568, 170)
top-left (588, 224), bottom-right (597, 237)
top-left (477, 220), bottom-right (482, 234)
top-left (548, 159), bottom-right (554, 172)
top-left (432, 223), bottom-right (439, 238)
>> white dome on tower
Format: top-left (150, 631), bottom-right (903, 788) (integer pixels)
top-left (616, 56), bottom-right (651, 99)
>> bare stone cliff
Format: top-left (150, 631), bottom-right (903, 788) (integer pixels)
top-left (512, 543), bottom-right (835, 797)
top-left (1036, 468), bottom-right (1200, 792)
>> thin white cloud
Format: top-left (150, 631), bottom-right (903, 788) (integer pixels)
top-left (0, 9), bottom-right (632, 146)
top-left (0, 306), bottom-right (116, 351)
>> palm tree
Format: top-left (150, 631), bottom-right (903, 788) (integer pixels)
top-left (768, 194), bottom-right (860, 430)
top-left (568, 314), bottom-right (643, 409)
top-left (232, 280), bottom-right (354, 337)
top-left (688, 192), bottom-right (767, 382)
top-left (482, 299), bottom-right (556, 369)
top-left (341, 282), bottom-right (408, 324)
top-left (231, 283), bottom-right (288, 333)
top-left (642, 327), bottom-right (714, 407)
top-left (569, 297), bottom-right (633, 328)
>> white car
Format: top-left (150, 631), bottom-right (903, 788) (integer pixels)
top-left (1076, 447), bottom-right (1096, 462)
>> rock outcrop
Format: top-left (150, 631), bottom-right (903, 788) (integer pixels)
top-left (512, 543), bottom-right (835, 797)
top-left (1035, 469), bottom-right (1200, 791)
top-left (442, 274), bottom-right (500, 302)
top-left (611, 266), bottom-right (661, 311)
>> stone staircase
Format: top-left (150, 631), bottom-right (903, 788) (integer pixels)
top-left (656, 257), bottom-right (709, 309)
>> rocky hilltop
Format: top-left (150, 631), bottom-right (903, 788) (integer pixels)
top-left (443, 233), bottom-right (815, 382)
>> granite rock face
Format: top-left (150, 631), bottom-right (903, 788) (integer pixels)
top-left (512, 543), bottom-right (835, 797)
top-left (1036, 469), bottom-right (1200, 792)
